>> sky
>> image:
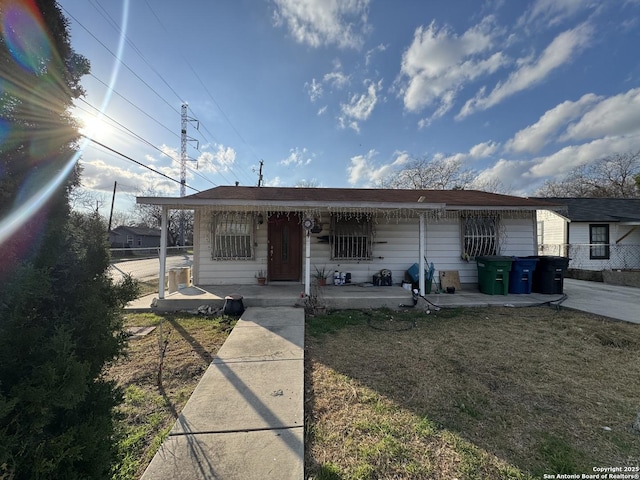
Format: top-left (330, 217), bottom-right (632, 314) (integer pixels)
top-left (57, 0), bottom-right (640, 214)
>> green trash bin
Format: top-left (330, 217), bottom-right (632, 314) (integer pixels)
top-left (476, 256), bottom-right (513, 295)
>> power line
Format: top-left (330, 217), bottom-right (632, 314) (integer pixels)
top-left (85, 137), bottom-right (200, 193)
top-left (63, 1), bottom-right (255, 186)
top-left (59, 3), bottom-right (181, 117)
top-left (87, 73), bottom-right (180, 141)
top-left (144, 0), bottom-right (258, 185)
top-left (76, 99), bottom-right (217, 187)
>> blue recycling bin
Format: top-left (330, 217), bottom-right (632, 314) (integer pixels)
top-left (508, 257), bottom-right (539, 294)
top-left (407, 262), bottom-right (434, 293)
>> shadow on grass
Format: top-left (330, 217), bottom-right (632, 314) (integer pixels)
top-left (305, 307), bottom-right (640, 478)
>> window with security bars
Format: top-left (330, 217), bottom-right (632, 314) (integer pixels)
top-left (589, 224), bottom-right (610, 259)
top-left (462, 216), bottom-right (498, 258)
top-left (211, 213), bottom-right (254, 260)
top-left (331, 216), bottom-right (373, 260)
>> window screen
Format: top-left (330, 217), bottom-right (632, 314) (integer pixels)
top-left (331, 216), bottom-right (373, 260)
top-left (211, 213), bottom-right (254, 260)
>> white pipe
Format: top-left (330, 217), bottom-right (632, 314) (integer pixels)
top-left (159, 206), bottom-right (168, 299)
top-left (304, 231), bottom-right (311, 296)
top-left (419, 214), bottom-right (426, 296)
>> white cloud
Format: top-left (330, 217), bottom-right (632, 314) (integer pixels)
top-left (365, 43), bottom-right (387, 66)
top-left (561, 88), bottom-right (640, 141)
top-left (469, 140), bottom-right (499, 158)
top-left (198, 144), bottom-right (237, 173)
top-left (339, 79), bottom-right (381, 132)
top-left (473, 158), bottom-right (534, 194)
top-left (323, 70), bottom-right (350, 89)
top-left (305, 78), bottom-right (323, 102)
top-left (529, 134), bottom-right (640, 178)
top-left (396, 17), bottom-right (506, 121)
top-left (272, 0), bottom-right (370, 49)
top-left (347, 150), bottom-right (407, 186)
top-left (505, 93), bottom-right (601, 153)
top-left (80, 159), bottom-right (175, 195)
top-left (459, 23), bottom-right (593, 118)
top-left (280, 147), bottom-right (314, 167)
top-left (317, 105), bottom-right (328, 115)
top-left (518, 0), bottom-right (597, 28)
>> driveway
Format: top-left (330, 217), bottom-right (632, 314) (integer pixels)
top-left (110, 255), bottom-right (193, 281)
top-left (562, 278), bottom-right (640, 324)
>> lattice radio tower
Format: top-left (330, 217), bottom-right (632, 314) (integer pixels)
top-left (180, 103), bottom-right (199, 245)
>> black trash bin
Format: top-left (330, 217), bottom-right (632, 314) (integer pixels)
top-left (527, 256), bottom-right (570, 294)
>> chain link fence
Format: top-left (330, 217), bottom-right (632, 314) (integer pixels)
top-left (538, 244), bottom-right (640, 270)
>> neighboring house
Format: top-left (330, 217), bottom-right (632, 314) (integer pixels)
top-left (536, 198), bottom-right (640, 271)
top-left (137, 186), bottom-right (560, 297)
top-left (109, 225), bottom-right (161, 249)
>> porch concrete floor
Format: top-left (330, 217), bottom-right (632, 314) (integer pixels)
top-left (127, 283), bottom-right (569, 312)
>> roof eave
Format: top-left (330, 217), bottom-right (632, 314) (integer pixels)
top-left (137, 197), bottom-right (447, 210)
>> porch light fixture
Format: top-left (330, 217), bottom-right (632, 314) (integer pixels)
top-left (257, 213), bottom-right (264, 225)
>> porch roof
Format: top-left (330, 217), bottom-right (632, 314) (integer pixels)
top-left (137, 186), bottom-right (561, 212)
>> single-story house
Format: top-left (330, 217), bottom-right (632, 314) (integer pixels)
top-left (109, 225), bottom-right (161, 249)
top-left (137, 186), bottom-right (561, 298)
top-left (535, 197), bottom-right (640, 270)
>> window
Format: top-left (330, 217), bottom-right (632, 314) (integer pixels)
top-left (537, 221), bottom-right (544, 246)
top-left (589, 224), bottom-right (609, 259)
top-left (211, 213), bottom-right (254, 260)
top-left (126, 234), bottom-right (133, 245)
top-left (331, 216), bottom-right (373, 260)
top-left (462, 216), bottom-right (498, 258)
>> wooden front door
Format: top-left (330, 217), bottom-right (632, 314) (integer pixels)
top-left (268, 214), bottom-right (302, 281)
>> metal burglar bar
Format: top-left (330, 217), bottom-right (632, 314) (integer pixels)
top-left (462, 216), bottom-right (498, 258)
top-left (331, 216), bottom-right (372, 260)
top-left (211, 213), bottom-right (254, 260)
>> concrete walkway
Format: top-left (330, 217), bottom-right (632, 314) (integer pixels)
top-left (141, 307), bottom-right (304, 480)
top-left (562, 278), bottom-right (640, 324)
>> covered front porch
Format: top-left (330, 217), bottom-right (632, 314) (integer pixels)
top-left (127, 282), bottom-right (567, 313)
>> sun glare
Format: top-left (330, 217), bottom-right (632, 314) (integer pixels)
top-left (79, 112), bottom-right (117, 142)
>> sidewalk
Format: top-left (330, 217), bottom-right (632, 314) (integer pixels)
top-left (141, 307), bottom-right (305, 480)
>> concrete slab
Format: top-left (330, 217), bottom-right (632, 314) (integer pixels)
top-left (215, 325), bottom-right (304, 362)
top-left (562, 279), bottom-right (640, 324)
top-left (171, 359), bottom-right (303, 434)
top-left (141, 428), bottom-right (304, 480)
top-left (141, 307), bottom-right (305, 480)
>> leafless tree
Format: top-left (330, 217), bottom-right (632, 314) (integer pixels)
top-left (379, 155), bottom-right (474, 190)
top-left (134, 187), bottom-right (194, 245)
top-left (536, 151), bottom-right (640, 198)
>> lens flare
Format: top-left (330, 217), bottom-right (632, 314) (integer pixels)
top-left (0, 0), bottom-right (130, 249)
top-left (1, 0), bottom-right (51, 74)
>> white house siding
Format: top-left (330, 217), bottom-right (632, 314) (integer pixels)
top-left (194, 210), bottom-right (537, 286)
top-left (195, 211), bottom-right (270, 285)
top-left (568, 223), bottom-right (640, 270)
top-left (536, 210), bottom-right (566, 249)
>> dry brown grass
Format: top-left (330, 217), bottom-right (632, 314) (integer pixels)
top-left (305, 307), bottom-right (640, 479)
top-left (107, 312), bottom-right (234, 480)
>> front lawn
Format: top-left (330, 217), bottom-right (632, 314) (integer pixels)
top-left (107, 312), bottom-right (235, 480)
top-left (305, 307), bottom-right (640, 479)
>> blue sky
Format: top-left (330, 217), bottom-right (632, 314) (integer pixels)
top-left (59, 0), bottom-right (640, 213)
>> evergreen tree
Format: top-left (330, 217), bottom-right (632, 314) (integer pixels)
top-left (0, 1), bottom-right (138, 478)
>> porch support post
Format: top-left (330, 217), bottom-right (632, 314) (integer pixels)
top-left (419, 213), bottom-right (426, 296)
top-left (158, 206), bottom-right (168, 299)
top-left (304, 230), bottom-right (311, 296)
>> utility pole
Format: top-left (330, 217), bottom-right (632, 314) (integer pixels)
top-left (257, 160), bottom-right (264, 187)
top-left (107, 181), bottom-right (117, 232)
top-left (180, 103), bottom-right (199, 245)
